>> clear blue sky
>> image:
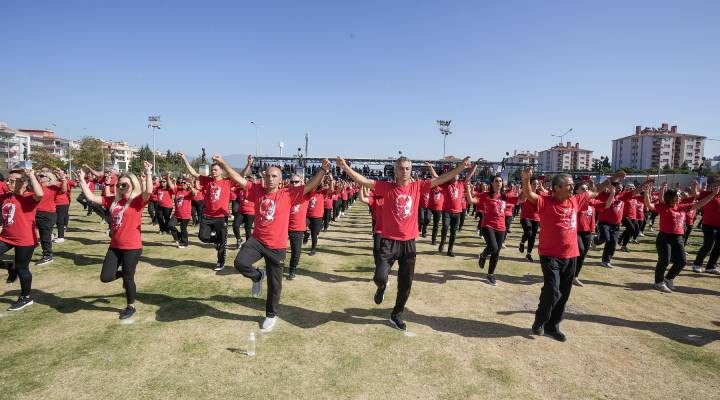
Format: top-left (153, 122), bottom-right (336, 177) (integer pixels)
top-left (2, 0), bottom-right (719, 161)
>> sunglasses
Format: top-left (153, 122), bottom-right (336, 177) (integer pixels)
top-left (37, 174), bottom-right (47, 178)
top-left (290, 180), bottom-right (301, 184)
top-left (117, 183), bottom-right (130, 189)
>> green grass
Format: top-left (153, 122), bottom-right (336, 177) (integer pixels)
top-left (1, 204), bottom-right (719, 399)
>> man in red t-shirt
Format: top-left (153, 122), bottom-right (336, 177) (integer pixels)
top-left (338, 155), bottom-right (470, 331)
top-left (215, 155), bottom-right (330, 331)
top-left (522, 167), bottom-right (626, 342)
top-left (179, 152), bottom-right (234, 271)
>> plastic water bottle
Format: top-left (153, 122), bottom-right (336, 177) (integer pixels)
top-left (247, 332), bottom-right (256, 356)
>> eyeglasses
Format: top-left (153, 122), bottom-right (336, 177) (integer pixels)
top-left (36, 174), bottom-right (46, 178)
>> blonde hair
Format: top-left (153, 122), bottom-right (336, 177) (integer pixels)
top-left (112, 173), bottom-right (142, 205)
top-left (43, 172), bottom-right (58, 185)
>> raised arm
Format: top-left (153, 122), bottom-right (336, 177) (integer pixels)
top-left (337, 156), bottom-right (375, 189)
top-left (465, 182), bottom-right (478, 205)
top-left (693, 186), bottom-right (720, 210)
top-left (521, 168), bottom-right (539, 205)
top-left (83, 164), bottom-right (102, 179)
top-left (464, 162), bottom-right (478, 183)
top-left (177, 152), bottom-right (200, 178)
top-left (358, 186), bottom-right (370, 204)
top-left (166, 172), bottom-right (176, 191)
top-left (239, 155), bottom-right (254, 177)
top-left (424, 162), bottom-right (439, 179)
top-left (430, 157), bottom-right (470, 188)
top-left (588, 170), bottom-right (627, 199)
top-left (77, 169), bottom-right (102, 205)
top-left (604, 184), bottom-right (616, 209)
top-left (304, 159), bottom-right (331, 196)
top-left (141, 161), bottom-right (153, 201)
top-left (26, 169), bottom-right (43, 202)
top-left (643, 186), bottom-right (654, 212)
top-left (213, 154), bottom-right (248, 188)
top-left (55, 168), bottom-right (68, 194)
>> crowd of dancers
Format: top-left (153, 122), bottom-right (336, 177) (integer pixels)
top-left (1, 154), bottom-right (718, 342)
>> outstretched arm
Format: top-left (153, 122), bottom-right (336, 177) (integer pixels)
top-left (424, 162), bottom-right (439, 179)
top-left (588, 170), bottom-right (626, 199)
top-left (693, 186), bottom-right (720, 210)
top-left (177, 152), bottom-right (200, 178)
top-left (304, 159), bottom-right (331, 195)
top-left (239, 155), bottom-right (254, 177)
top-left (465, 182), bottom-right (478, 205)
top-left (430, 157), bottom-right (470, 188)
top-left (337, 156), bottom-right (375, 189)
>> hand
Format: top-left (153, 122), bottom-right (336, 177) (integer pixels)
top-left (24, 168), bottom-right (35, 177)
top-left (321, 158), bottom-right (330, 172)
top-left (247, 154), bottom-right (254, 164)
top-left (144, 161), bottom-right (153, 171)
top-left (212, 154), bottom-right (224, 164)
top-left (178, 152), bottom-right (185, 159)
top-left (335, 156), bottom-right (347, 169)
top-left (521, 168), bottom-right (533, 181)
top-left (611, 170), bottom-right (627, 182)
top-left (82, 163), bottom-right (89, 169)
top-left (460, 156), bottom-right (471, 169)
top-left (77, 169), bottom-right (85, 180)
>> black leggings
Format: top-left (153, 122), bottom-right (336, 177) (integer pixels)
top-left (440, 211), bottom-right (460, 251)
top-left (157, 206), bottom-right (173, 233)
top-left (576, 232), bottom-right (592, 277)
top-left (520, 218), bottom-right (539, 254)
top-left (100, 247), bottom-right (142, 304)
top-left (655, 232), bottom-right (686, 284)
top-left (323, 209), bottom-right (332, 231)
top-left (191, 200), bottom-right (204, 225)
top-left (683, 224), bottom-right (693, 246)
top-left (148, 200), bottom-right (158, 224)
top-left (169, 218), bottom-right (190, 246)
top-left (619, 217), bottom-right (638, 247)
top-left (307, 217), bottom-right (323, 249)
top-left (55, 204), bottom-right (70, 238)
top-left (36, 211), bottom-right (57, 257)
top-left (693, 224), bottom-right (720, 269)
top-left (481, 227), bottom-right (506, 275)
top-left (199, 217), bottom-right (228, 265)
top-left (504, 216), bottom-right (513, 233)
top-left (430, 209), bottom-right (442, 243)
top-left (0, 241), bottom-right (35, 297)
top-left (232, 213), bottom-right (255, 241)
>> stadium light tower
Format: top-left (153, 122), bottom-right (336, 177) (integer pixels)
top-left (148, 116), bottom-right (161, 174)
top-left (437, 120), bottom-right (452, 159)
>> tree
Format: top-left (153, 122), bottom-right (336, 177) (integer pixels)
top-left (29, 147), bottom-right (66, 170)
top-left (129, 144), bottom-right (154, 173)
top-left (72, 137), bottom-right (104, 171)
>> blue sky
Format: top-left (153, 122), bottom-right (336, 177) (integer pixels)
top-left (1, 0), bottom-right (719, 161)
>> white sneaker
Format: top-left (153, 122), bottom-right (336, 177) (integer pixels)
top-left (706, 268), bottom-right (720, 275)
top-left (692, 265), bottom-right (704, 273)
top-left (653, 282), bottom-right (672, 293)
top-left (53, 238), bottom-right (65, 244)
top-left (638, 232), bottom-right (645, 237)
top-left (261, 316), bottom-right (277, 331)
top-left (601, 262), bottom-right (613, 269)
top-left (501, 244), bottom-right (507, 249)
top-left (664, 278), bottom-right (675, 291)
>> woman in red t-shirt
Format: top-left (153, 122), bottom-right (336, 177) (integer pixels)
top-left (78, 161), bottom-right (154, 319)
top-left (155, 174), bottom-right (176, 235)
top-left (169, 178), bottom-right (197, 248)
top-left (190, 177), bottom-right (204, 225)
top-left (574, 181), bottom-right (614, 287)
top-left (53, 168), bottom-right (76, 243)
top-left (466, 175), bottom-right (518, 286)
top-left (34, 170), bottom-right (67, 266)
top-left (644, 183), bottom-right (718, 293)
top-left (1, 168), bottom-right (44, 311)
top-left (322, 175), bottom-right (335, 231)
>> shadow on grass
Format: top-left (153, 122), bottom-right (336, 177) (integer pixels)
top-left (0, 289), bottom-right (119, 313)
top-left (497, 310), bottom-right (720, 346)
top-left (54, 251), bottom-right (104, 267)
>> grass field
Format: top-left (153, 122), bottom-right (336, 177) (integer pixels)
top-left (1, 202), bottom-right (719, 400)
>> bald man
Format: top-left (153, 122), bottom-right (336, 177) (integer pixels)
top-left (218, 158), bottom-right (331, 331)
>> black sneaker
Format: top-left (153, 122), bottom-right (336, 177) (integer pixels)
top-left (438, 243), bottom-right (445, 253)
top-left (447, 251), bottom-right (455, 257)
top-left (35, 256), bottom-right (53, 266)
top-left (545, 330), bottom-right (567, 342)
top-left (531, 323), bottom-right (544, 335)
top-left (431, 239), bottom-right (436, 246)
top-left (374, 286), bottom-right (385, 305)
top-left (478, 254), bottom-right (487, 270)
top-left (519, 242), bottom-right (525, 253)
top-left (288, 270), bottom-right (297, 280)
top-left (389, 314), bottom-right (407, 331)
top-left (309, 249), bottom-right (316, 256)
top-left (6, 266), bottom-right (17, 284)
top-left (525, 254), bottom-right (534, 263)
top-left (119, 305), bottom-right (136, 320)
top-left (8, 296), bottom-right (33, 311)
top-left (487, 274), bottom-right (497, 286)
top-left (213, 263), bottom-right (224, 271)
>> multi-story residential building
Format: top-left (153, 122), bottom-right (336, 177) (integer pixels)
top-left (538, 142), bottom-right (593, 172)
top-left (0, 122), bottom-right (31, 170)
top-left (507, 150), bottom-right (538, 166)
top-left (18, 129), bottom-right (71, 161)
top-left (611, 123), bottom-right (705, 170)
top-left (104, 140), bottom-right (139, 172)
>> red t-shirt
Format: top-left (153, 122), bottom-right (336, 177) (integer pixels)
top-left (520, 199), bottom-right (540, 221)
top-left (235, 187), bottom-right (256, 215)
top-left (288, 192), bottom-right (313, 232)
top-left (0, 192), bottom-right (40, 246)
top-left (323, 188), bottom-right (333, 209)
top-left (504, 190), bottom-right (519, 216)
top-left (699, 191), bottom-right (720, 226)
top-left (478, 192), bottom-right (517, 232)
top-left (341, 189), bottom-right (349, 201)
top-left (108, 196), bottom-right (148, 250)
top-left (149, 182), bottom-right (159, 201)
top-left (192, 188), bottom-right (204, 202)
top-left (199, 176), bottom-right (233, 218)
top-left (655, 202), bottom-right (694, 235)
top-left (421, 192), bottom-right (430, 208)
top-left (622, 194), bottom-right (638, 219)
top-left (0, 181), bottom-right (9, 196)
top-left (429, 186), bottom-right (444, 211)
top-left (633, 195), bottom-right (645, 220)
top-left (369, 195), bottom-right (384, 234)
top-left (597, 191), bottom-right (632, 225)
top-left (685, 206), bottom-right (697, 226)
top-left (577, 199), bottom-right (604, 233)
top-left (156, 187), bottom-right (175, 208)
top-left (174, 190), bottom-right (192, 220)
top-left (54, 179), bottom-right (77, 206)
top-left (441, 181), bottom-right (465, 213)
top-left (373, 180), bottom-right (432, 241)
top-left (37, 184), bottom-right (62, 213)
top-left (307, 190), bottom-right (325, 219)
top-left (246, 181), bottom-right (305, 249)
top-left (536, 192), bottom-right (589, 259)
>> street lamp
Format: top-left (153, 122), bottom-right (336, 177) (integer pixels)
top-left (250, 121), bottom-right (263, 156)
top-left (436, 120), bottom-right (452, 159)
top-left (148, 116), bottom-right (161, 174)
